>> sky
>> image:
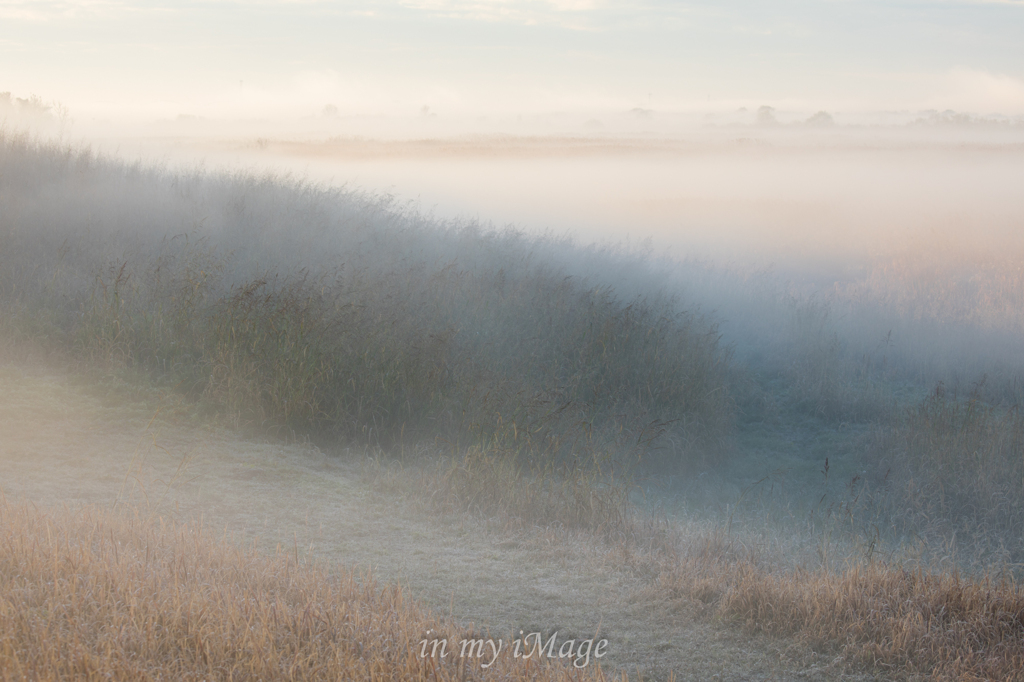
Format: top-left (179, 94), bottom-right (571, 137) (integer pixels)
top-left (2, 0), bottom-right (1024, 121)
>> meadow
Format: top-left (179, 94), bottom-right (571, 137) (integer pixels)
top-left (3, 127), bottom-right (1024, 680)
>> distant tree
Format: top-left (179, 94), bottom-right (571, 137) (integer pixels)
top-left (0, 92), bottom-right (59, 127)
top-left (16, 95), bottom-right (51, 118)
top-left (805, 111), bottom-right (835, 127)
top-left (756, 105), bottom-right (778, 126)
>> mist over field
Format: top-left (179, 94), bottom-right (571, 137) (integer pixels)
top-left (4, 108), bottom-right (1024, 677)
top-left (83, 113), bottom-right (1024, 389)
top-left (4, 0), bottom-right (1024, 678)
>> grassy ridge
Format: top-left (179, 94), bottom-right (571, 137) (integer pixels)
top-left (0, 131), bottom-right (731, 470)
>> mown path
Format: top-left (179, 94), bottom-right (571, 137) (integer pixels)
top-left (0, 355), bottom-right (868, 681)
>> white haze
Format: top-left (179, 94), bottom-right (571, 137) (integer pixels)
top-left (7, 95), bottom-right (1024, 394)
top-left (140, 118), bottom-right (1024, 395)
top-left (67, 117), bottom-right (1024, 277)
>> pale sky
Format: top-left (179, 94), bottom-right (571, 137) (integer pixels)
top-left (2, 0), bottom-right (1023, 120)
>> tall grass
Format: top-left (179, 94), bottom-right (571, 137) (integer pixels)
top-left (0, 131), bottom-right (732, 472)
top-left (656, 533), bottom-right (1024, 681)
top-left (431, 445), bottom-right (635, 536)
top-left (865, 384), bottom-right (1024, 566)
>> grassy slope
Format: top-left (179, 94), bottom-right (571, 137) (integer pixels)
top-left (0, 355), bottom-right (841, 681)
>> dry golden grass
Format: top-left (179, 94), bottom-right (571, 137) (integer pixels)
top-left (0, 500), bottom-right (622, 682)
top-left (656, 533), bottom-right (1024, 681)
top-left (430, 446), bottom-right (634, 536)
top-left (865, 387), bottom-right (1024, 566)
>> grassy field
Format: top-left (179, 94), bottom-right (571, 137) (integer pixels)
top-left (3, 130), bottom-right (1024, 679)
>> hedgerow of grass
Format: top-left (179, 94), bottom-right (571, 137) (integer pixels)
top-left (0, 131), bottom-right (733, 473)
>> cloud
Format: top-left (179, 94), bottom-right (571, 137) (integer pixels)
top-left (0, 1), bottom-right (166, 22)
top-left (392, 0), bottom-right (601, 26)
